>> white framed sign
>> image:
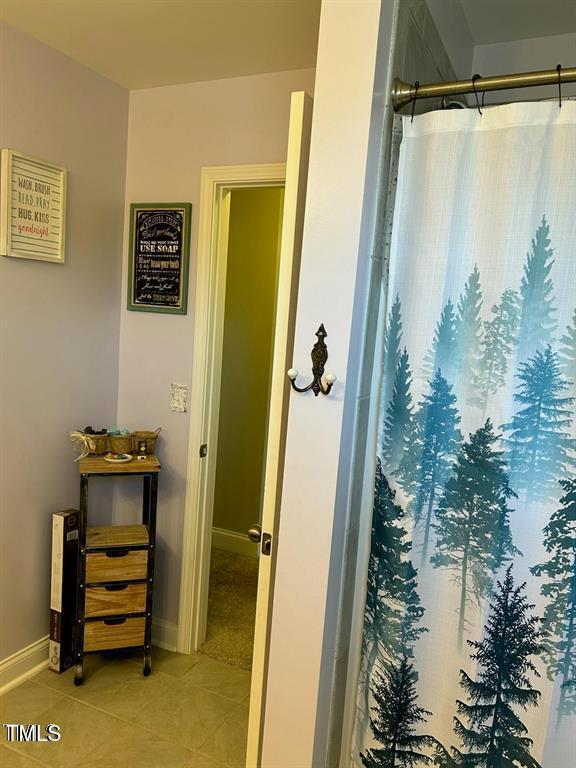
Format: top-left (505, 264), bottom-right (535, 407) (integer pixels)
top-left (1, 149), bottom-right (67, 263)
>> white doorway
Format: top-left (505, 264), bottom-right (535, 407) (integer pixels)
top-left (178, 92), bottom-right (313, 766)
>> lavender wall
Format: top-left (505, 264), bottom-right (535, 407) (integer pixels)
top-left (115, 68), bottom-right (316, 628)
top-left (0, 24), bottom-right (128, 659)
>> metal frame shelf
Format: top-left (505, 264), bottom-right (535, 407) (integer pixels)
top-left (73, 455), bottom-right (160, 685)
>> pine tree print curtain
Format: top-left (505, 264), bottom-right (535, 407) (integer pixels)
top-left (353, 102), bottom-right (576, 767)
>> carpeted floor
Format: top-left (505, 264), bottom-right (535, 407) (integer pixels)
top-left (200, 548), bottom-right (258, 671)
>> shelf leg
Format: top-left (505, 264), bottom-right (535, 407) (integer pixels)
top-left (74, 660), bottom-right (84, 686)
top-left (74, 475), bottom-right (88, 688)
top-left (143, 473), bottom-right (157, 676)
top-left (142, 475), bottom-right (151, 526)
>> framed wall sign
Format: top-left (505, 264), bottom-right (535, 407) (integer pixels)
top-left (0, 149), bottom-right (67, 263)
top-left (127, 203), bottom-right (192, 314)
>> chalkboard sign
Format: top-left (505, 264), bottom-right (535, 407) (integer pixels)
top-left (127, 203), bottom-right (191, 314)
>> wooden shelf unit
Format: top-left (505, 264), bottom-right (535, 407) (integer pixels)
top-left (73, 455), bottom-right (161, 685)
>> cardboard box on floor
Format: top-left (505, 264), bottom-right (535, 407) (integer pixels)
top-left (49, 509), bottom-right (79, 673)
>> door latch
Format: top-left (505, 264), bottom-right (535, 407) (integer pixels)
top-left (261, 533), bottom-right (272, 556)
top-left (199, 444), bottom-right (208, 458)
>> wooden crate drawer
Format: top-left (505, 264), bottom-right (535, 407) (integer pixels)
top-left (87, 525), bottom-right (148, 549)
top-left (86, 549), bottom-right (147, 583)
top-left (84, 617), bottom-right (146, 652)
top-left (85, 583), bottom-right (147, 618)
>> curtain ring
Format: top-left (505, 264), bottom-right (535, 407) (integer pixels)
top-left (557, 64), bottom-right (562, 108)
top-left (472, 74), bottom-right (483, 115)
top-left (410, 81), bottom-right (420, 123)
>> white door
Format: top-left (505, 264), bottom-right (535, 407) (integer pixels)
top-left (246, 90), bottom-right (313, 766)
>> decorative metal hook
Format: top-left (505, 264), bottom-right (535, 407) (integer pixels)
top-left (287, 324), bottom-right (336, 397)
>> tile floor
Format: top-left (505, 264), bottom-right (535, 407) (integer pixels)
top-left (0, 648), bottom-right (251, 768)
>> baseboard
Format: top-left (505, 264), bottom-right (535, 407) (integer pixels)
top-left (152, 618), bottom-right (178, 652)
top-left (0, 636), bottom-right (49, 695)
top-left (212, 526), bottom-right (258, 558)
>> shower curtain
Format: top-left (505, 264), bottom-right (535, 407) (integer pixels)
top-left (353, 102), bottom-right (576, 767)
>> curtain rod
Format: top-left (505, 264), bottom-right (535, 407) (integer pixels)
top-left (392, 66), bottom-right (576, 111)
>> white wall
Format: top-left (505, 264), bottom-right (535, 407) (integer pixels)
top-left (426, 0), bottom-right (474, 78)
top-left (261, 1), bottom-right (394, 764)
top-left (115, 68), bottom-right (315, 627)
top-left (0, 24), bottom-right (128, 659)
top-left (473, 33), bottom-right (576, 104)
top-left (260, 2), bottom-right (465, 763)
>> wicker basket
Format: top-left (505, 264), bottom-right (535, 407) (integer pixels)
top-left (108, 433), bottom-right (134, 454)
top-left (133, 428), bottom-right (161, 455)
top-left (88, 433), bottom-right (108, 455)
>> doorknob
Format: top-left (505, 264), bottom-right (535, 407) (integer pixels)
top-left (247, 523), bottom-right (262, 543)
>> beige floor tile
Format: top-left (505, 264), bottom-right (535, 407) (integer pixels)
top-left (110, 673), bottom-right (243, 751)
top-left (42, 664), bottom-right (241, 753)
top-left (73, 664), bottom-right (172, 724)
top-left (4, 697), bottom-right (129, 768)
top-left (126, 647), bottom-right (202, 678)
top-left (2, 652), bottom-right (251, 767)
top-left (0, 744), bottom-right (48, 767)
top-left (46, 659), bottom-right (153, 716)
top-left (196, 709), bottom-right (248, 768)
top-left (0, 683), bottom-right (64, 739)
top-left (77, 721), bottom-right (194, 768)
top-left (185, 656), bottom-right (251, 702)
top-left (33, 655), bottom-right (113, 694)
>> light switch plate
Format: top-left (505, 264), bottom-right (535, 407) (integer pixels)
top-left (170, 383), bottom-right (188, 413)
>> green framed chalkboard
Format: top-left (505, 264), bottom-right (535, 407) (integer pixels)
top-left (127, 203), bottom-right (192, 314)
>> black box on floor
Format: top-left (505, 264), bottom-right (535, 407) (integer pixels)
top-left (49, 509), bottom-right (79, 673)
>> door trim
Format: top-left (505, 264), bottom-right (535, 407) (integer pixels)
top-left (177, 163), bottom-right (286, 656)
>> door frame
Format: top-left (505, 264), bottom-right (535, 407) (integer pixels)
top-left (177, 163), bottom-right (286, 656)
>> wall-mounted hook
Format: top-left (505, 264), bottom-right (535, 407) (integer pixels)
top-left (287, 324), bottom-right (336, 397)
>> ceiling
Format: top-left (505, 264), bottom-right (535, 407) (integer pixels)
top-left (1, 0), bottom-right (573, 90)
top-left (459, 0), bottom-right (576, 45)
top-left (0, 0), bottom-right (321, 89)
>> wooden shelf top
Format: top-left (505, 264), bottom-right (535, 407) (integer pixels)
top-left (79, 455), bottom-right (161, 475)
top-left (87, 525), bottom-right (149, 549)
